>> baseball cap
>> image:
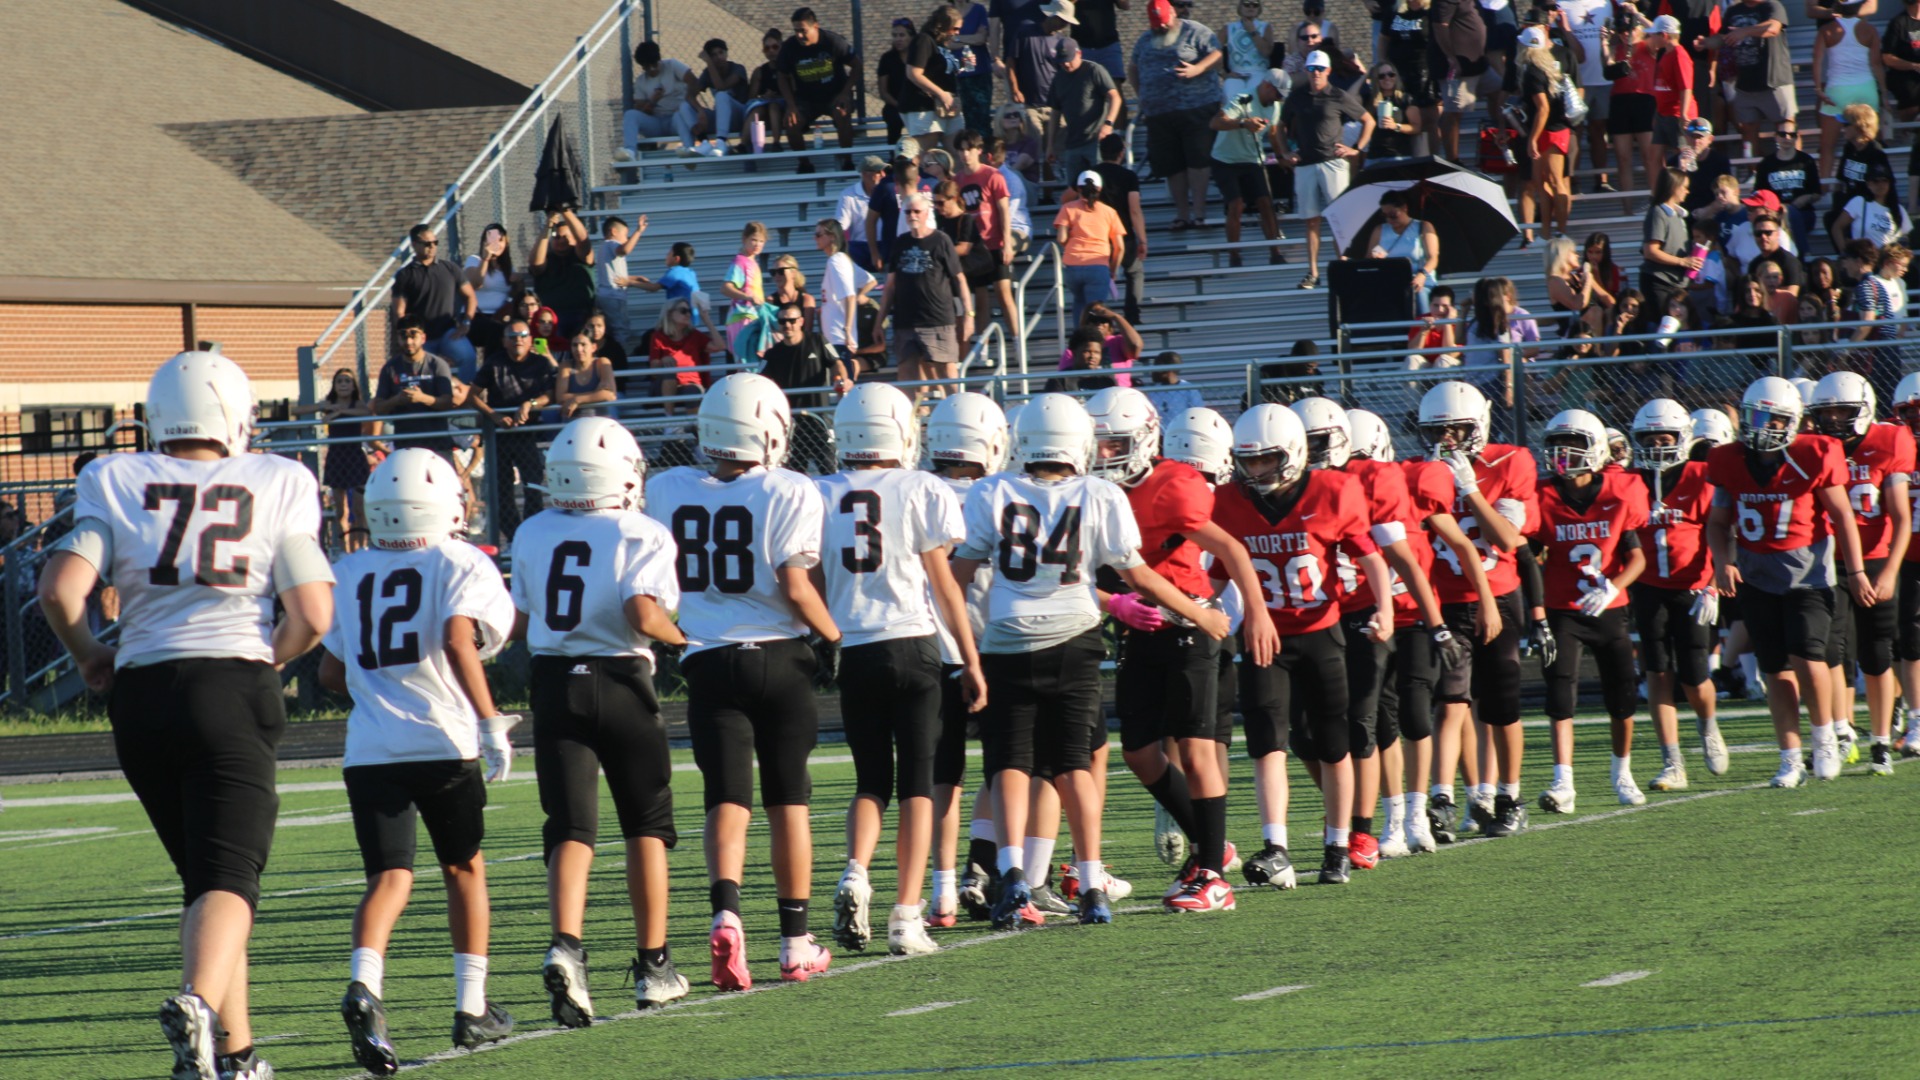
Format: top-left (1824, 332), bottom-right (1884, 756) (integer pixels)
top-left (1305, 49), bottom-right (1331, 70)
top-left (1650, 13), bottom-right (1681, 34)
top-left (1519, 25), bottom-right (1549, 49)
top-left (1740, 189), bottom-right (1782, 212)
top-left (1056, 37), bottom-right (1082, 67)
top-left (1077, 169), bottom-right (1104, 188)
top-left (1264, 67), bottom-right (1290, 91)
top-left (1042, 0), bottom-right (1080, 24)
top-left (1685, 116), bottom-right (1713, 136)
top-left (1149, 0), bottom-right (1175, 30)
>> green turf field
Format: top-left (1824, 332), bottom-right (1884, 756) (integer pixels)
top-left (3, 705), bottom-right (1917, 1080)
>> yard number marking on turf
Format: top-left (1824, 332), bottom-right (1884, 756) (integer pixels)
top-left (888, 1000), bottom-right (973, 1017)
top-left (1236, 985), bottom-right (1311, 1001)
top-left (1583, 971), bottom-right (1653, 988)
top-left (1792, 808), bottom-right (1836, 816)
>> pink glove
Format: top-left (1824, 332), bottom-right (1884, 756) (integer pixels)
top-left (1105, 592), bottom-right (1166, 632)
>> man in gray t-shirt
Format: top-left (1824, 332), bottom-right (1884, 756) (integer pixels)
top-left (1130, 0), bottom-right (1226, 230)
top-left (1046, 39), bottom-right (1122, 182)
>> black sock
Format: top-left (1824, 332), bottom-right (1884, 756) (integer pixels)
top-left (222, 1047), bottom-right (253, 1064)
top-left (1145, 766), bottom-right (1200, 839)
top-left (1193, 796), bottom-right (1228, 874)
top-left (644, 945), bottom-right (670, 967)
top-left (1352, 815), bottom-right (1374, 836)
top-left (777, 898), bottom-right (810, 938)
top-left (552, 931), bottom-right (584, 952)
top-left (967, 837), bottom-right (998, 875)
top-left (710, 879), bottom-right (742, 917)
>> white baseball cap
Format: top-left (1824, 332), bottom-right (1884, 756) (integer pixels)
top-left (1519, 25), bottom-right (1549, 49)
top-left (1649, 13), bottom-right (1681, 34)
top-left (1077, 169), bottom-right (1104, 188)
top-left (1304, 49), bottom-right (1331, 69)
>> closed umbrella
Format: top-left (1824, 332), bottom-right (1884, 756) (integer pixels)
top-left (531, 116), bottom-right (586, 213)
top-left (1323, 171), bottom-right (1518, 277)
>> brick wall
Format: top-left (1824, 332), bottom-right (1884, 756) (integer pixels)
top-left (0, 303), bottom-right (332, 396)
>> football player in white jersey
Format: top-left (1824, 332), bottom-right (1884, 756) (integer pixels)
top-left (317, 450), bottom-right (519, 1072)
top-left (509, 418), bottom-right (690, 1022)
top-left (37, 352), bottom-right (334, 1080)
top-left (646, 374), bottom-right (839, 988)
top-left (818, 384), bottom-right (987, 956)
top-left (953, 394), bottom-right (1229, 927)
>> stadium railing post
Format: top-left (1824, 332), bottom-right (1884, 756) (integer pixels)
top-left (620, 0), bottom-right (636, 111)
top-left (483, 420), bottom-right (503, 552)
top-left (4, 537), bottom-right (24, 707)
top-left (297, 346), bottom-right (318, 408)
top-left (576, 38), bottom-right (598, 195)
top-left (1776, 326), bottom-right (1792, 378)
top-left (1509, 341), bottom-right (1530, 449)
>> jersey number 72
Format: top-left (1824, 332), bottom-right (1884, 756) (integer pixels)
top-left (143, 483), bottom-right (254, 588)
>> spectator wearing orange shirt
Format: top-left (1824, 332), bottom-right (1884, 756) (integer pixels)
top-left (1052, 169), bottom-right (1126, 325)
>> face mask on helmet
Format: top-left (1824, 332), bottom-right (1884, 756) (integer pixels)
top-left (1235, 449), bottom-right (1295, 494)
top-left (1545, 434), bottom-right (1602, 476)
top-left (1896, 399), bottom-right (1920, 436)
top-left (1422, 419), bottom-right (1482, 458)
top-left (1739, 403), bottom-right (1799, 451)
top-left (1633, 431), bottom-right (1688, 470)
top-left (1303, 427), bottom-right (1350, 469)
top-left (1808, 403), bottom-right (1867, 439)
top-left (1092, 432), bottom-right (1148, 480)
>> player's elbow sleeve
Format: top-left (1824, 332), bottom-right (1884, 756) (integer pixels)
top-left (273, 532), bottom-right (336, 593)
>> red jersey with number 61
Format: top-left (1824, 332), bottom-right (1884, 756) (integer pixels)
top-left (1335, 458), bottom-right (1414, 614)
top-left (1840, 422), bottom-right (1916, 560)
top-left (1705, 436), bottom-right (1847, 555)
top-left (1528, 471), bottom-right (1650, 611)
top-left (1632, 462), bottom-right (1714, 592)
top-left (1210, 469), bottom-right (1378, 635)
top-left (1392, 460), bottom-right (1457, 628)
top-left (1420, 444), bottom-right (1539, 604)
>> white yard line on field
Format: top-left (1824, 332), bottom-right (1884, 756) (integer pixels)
top-left (1582, 970), bottom-right (1654, 987)
top-left (887, 1000), bottom-right (972, 1016)
top-left (1235, 985), bottom-right (1311, 1001)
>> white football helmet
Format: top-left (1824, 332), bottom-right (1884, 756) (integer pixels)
top-left (364, 448), bottom-right (466, 550)
top-left (1630, 398), bottom-right (1696, 470)
top-left (1162, 407), bottom-right (1235, 484)
top-left (835, 382), bottom-right (919, 466)
top-left (1789, 377), bottom-right (1817, 407)
top-left (1232, 403), bottom-right (1309, 494)
top-left (1543, 409), bottom-right (1609, 476)
top-left (927, 391), bottom-right (1009, 472)
top-left (1893, 372), bottom-right (1920, 433)
top-left (1012, 394), bottom-right (1097, 475)
top-left (699, 373), bottom-right (793, 468)
top-left (1346, 408), bottom-right (1394, 462)
top-left (1809, 370), bottom-right (1877, 439)
top-left (1290, 396), bottom-right (1352, 470)
top-left (1740, 376), bottom-right (1803, 452)
top-left (146, 351), bottom-right (255, 455)
top-left (1691, 407), bottom-right (1735, 448)
top-left (1085, 386), bottom-right (1161, 483)
top-left (545, 416), bottom-right (646, 511)
top-left (1418, 381), bottom-right (1492, 458)
top-left (1604, 426), bottom-right (1630, 465)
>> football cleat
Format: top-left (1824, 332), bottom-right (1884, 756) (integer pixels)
top-left (1348, 831), bottom-right (1380, 870)
top-left (1377, 820), bottom-right (1411, 859)
top-left (160, 992), bottom-right (221, 1080)
top-left (1771, 759), bottom-right (1808, 788)
top-left (1811, 735), bottom-right (1842, 781)
top-left (1615, 776), bottom-right (1648, 806)
top-left (218, 1048), bottom-right (274, 1080)
top-left (1870, 742), bottom-right (1895, 776)
top-left (1483, 795), bottom-right (1528, 837)
top-left (1029, 882), bottom-right (1074, 917)
top-left (1222, 841), bottom-right (1242, 874)
top-left (1836, 723), bottom-right (1860, 765)
top-left (1901, 724), bottom-right (1920, 758)
top-left (928, 896), bottom-right (958, 928)
top-left (1464, 795), bottom-right (1496, 835)
top-left (709, 910), bottom-right (753, 992)
top-left (832, 868), bottom-right (874, 951)
top-left (629, 954), bottom-right (690, 1009)
top-left (1078, 887), bottom-right (1113, 924)
top-left (1243, 844), bottom-right (1297, 889)
top-left (1057, 863), bottom-right (1080, 901)
top-left (1650, 761), bottom-right (1689, 791)
top-left (543, 938), bottom-right (594, 1028)
top-left (1164, 869), bottom-right (1236, 912)
top-left (1318, 845), bottom-right (1351, 885)
top-left (1154, 805), bottom-right (1188, 866)
top-left (990, 869), bottom-right (1045, 929)
top-left (1103, 872), bottom-right (1134, 901)
top-left (1698, 719), bottom-right (1731, 775)
top-left (1427, 794), bottom-right (1459, 844)
top-left (888, 912), bottom-right (941, 956)
top-left (1405, 812), bottom-right (1438, 852)
top-left (1538, 782), bottom-right (1577, 814)
top-left (778, 934), bottom-right (832, 982)
top-left (451, 1003), bottom-right (514, 1049)
top-left (340, 981), bottom-right (398, 1076)
top-left (958, 864), bottom-right (993, 921)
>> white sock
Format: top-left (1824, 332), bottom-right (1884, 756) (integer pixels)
top-left (1406, 790), bottom-right (1428, 820)
top-left (1553, 764), bottom-right (1574, 788)
top-left (1325, 825), bottom-right (1350, 847)
top-left (1263, 822), bottom-right (1289, 848)
top-left (1739, 654), bottom-right (1759, 683)
top-left (1477, 783), bottom-right (1497, 803)
top-left (1836, 718), bottom-right (1857, 738)
top-left (1781, 747), bottom-right (1801, 767)
top-left (1812, 723), bottom-right (1837, 744)
top-left (453, 953), bottom-right (487, 1016)
top-left (1662, 743), bottom-right (1682, 767)
top-left (351, 947), bottom-right (385, 999)
top-left (1498, 782), bottom-right (1519, 801)
top-left (1023, 836), bottom-right (1055, 877)
top-left (1430, 784), bottom-right (1453, 803)
top-left (1873, 733), bottom-right (1892, 746)
top-left (1077, 860), bottom-right (1104, 893)
top-left (931, 869), bottom-right (956, 902)
top-left (970, 817), bottom-right (996, 841)
top-left (997, 845), bottom-right (1023, 875)
top-left (1384, 794), bottom-right (1405, 829)
top-left (1611, 755), bottom-right (1631, 782)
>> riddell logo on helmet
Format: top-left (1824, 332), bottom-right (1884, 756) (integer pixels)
top-left (841, 449), bottom-right (888, 461)
top-left (374, 536), bottom-right (431, 550)
top-left (547, 496), bottom-right (603, 510)
top-left (163, 425), bottom-right (204, 436)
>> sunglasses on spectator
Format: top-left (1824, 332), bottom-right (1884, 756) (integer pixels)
top-left (505, 330), bottom-right (532, 338)
top-left (1755, 229), bottom-right (1780, 237)
top-left (416, 239), bottom-right (438, 247)
top-left (1375, 71), bottom-right (1396, 79)
top-left (1299, 32), bottom-right (1320, 40)
top-left (778, 316), bottom-right (804, 325)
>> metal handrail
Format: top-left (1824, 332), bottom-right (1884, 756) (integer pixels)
top-left (1011, 243), bottom-right (1066, 385)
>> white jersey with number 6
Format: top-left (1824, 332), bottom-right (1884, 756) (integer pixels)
top-left (511, 508), bottom-right (681, 660)
top-left (646, 465), bottom-right (825, 654)
top-left (323, 542), bottom-right (515, 767)
top-left (72, 452), bottom-right (323, 668)
top-left (817, 469), bottom-right (965, 647)
top-left (957, 472), bottom-right (1143, 652)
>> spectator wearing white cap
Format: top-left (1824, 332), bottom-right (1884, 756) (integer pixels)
top-left (1209, 68), bottom-right (1290, 267)
top-left (1645, 14), bottom-right (1696, 164)
top-left (1516, 24), bottom-right (1574, 245)
top-left (837, 157), bottom-right (891, 272)
top-left (1046, 37), bottom-right (1123, 185)
top-left (1279, 48), bottom-right (1373, 289)
top-left (1052, 169), bottom-right (1127, 324)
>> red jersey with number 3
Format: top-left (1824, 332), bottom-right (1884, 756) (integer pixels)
top-left (1210, 470), bottom-right (1378, 635)
top-left (1840, 422), bottom-right (1916, 560)
top-left (1335, 458), bottom-right (1415, 614)
top-left (1421, 444), bottom-right (1540, 604)
top-left (1124, 459), bottom-right (1216, 596)
top-left (1705, 436), bottom-right (1847, 555)
top-left (1392, 460), bottom-right (1457, 628)
top-left (1632, 462), bottom-right (1714, 592)
top-left (1528, 471), bottom-right (1650, 611)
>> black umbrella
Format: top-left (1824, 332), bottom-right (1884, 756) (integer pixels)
top-left (1350, 155), bottom-right (1489, 185)
top-left (531, 116), bottom-right (586, 213)
top-left (1324, 172), bottom-right (1519, 277)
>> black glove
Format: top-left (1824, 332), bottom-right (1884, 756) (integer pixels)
top-left (1530, 617), bottom-right (1558, 667)
top-left (807, 632), bottom-right (842, 689)
top-left (1430, 625), bottom-right (1467, 671)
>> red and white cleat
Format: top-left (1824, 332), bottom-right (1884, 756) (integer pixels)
top-left (1163, 869), bottom-right (1237, 913)
top-left (709, 911), bottom-right (752, 992)
top-left (778, 934), bottom-right (832, 983)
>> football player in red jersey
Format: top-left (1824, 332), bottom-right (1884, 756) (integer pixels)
top-left (1528, 411), bottom-right (1652, 813)
top-left (1705, 376), bottom-right (1875, 787)
top-left (1212, 404), bottom-right (1394, 886)
top-left (1892, 375), bottom-right (1920, 759)
top-left (1808, 372), bottom-right (1913, 776)
top-left (1414, 381), bottom-right (1534, 840)
top-left (1085, 389), bottom-right (1276, 912)
top-left (1626, 399), bottom-right (1728, 793)
top-left (1292, 399), bottom-right (1462, 867)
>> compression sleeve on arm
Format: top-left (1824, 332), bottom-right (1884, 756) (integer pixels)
top-left (54, 517), bottom-right (114, 578)
top-left (272, 531), bottom-right (337, 593)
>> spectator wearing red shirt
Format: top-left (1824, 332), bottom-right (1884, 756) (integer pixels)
top-left (1646, 16), bottom-right (1697, 162)
top-left (646, 297), bottom-right (711, 415)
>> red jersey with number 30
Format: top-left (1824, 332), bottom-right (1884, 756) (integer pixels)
top-left (1211, 470), bottom-right (1378, 635)
top-left (1705, 436), bottom-right (1847, 555)
top-left (1124, 459), bottom-right (1216, 596)
top-left (1529, 471), bottom-right (1650, 611)
top-left (1422, 444), bottom-right (1539, 604)
top-left (1840, 422), bottom-right (1916, 560)
top-left (1632, 462), bottom-right (1714, 592)
top-left (1393, 460), bottom-right (1457, 628)
top-left (1335, 458), bottom-right (1414, 613)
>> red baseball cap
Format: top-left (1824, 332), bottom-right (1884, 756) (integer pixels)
top-left (1149, 0), bottom-right (1176, 30)
top-left (1740, 190), bottom-right (1782, 213)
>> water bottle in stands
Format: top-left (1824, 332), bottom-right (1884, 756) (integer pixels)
top-left (1685, 243), bottom-right (1708, 280)
top-left (1678, 138), bottom-right (1696, 173)
top-left (1656, 315), bottom-right (1681, 349)
top-left (749, 117), bottom-right (766, 155)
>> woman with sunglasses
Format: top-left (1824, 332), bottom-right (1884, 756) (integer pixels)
top-left (647, 299), bottom-right (711, 415)
top-left (743, 28), bottom-right (789, 152)
top-left (1381, 0), bottom-right (1438, 133)
top-left (1225, 0), bottom-right (1276, 91)
top-left (1365, 61), bottom-right (1427, 161)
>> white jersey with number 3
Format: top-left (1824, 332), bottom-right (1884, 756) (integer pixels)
top-left (510, 508), bottom-right (681, 659)
top-left (646, 465), bottom-right (825, 654)
top-left (323, 542), bottom-right (515, 766)
top-left (73, 452), bottom-right (322, 668)
top-left (957, 472), bottom-right (1143, 651)
top-left (816, 469), bottom-right (964, 647)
